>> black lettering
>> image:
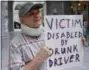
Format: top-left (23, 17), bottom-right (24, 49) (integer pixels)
top-left (73, 45), bottom-right (78, 52)
top-left (54, 58), bottom-right (58, 66)
top-left (61, 47), bottom-right (66, 54)
top-left (65, 40), bottom-right (68, 45)
top-left (67, 19), bottom-right (70, 28)
top-left (61, 39), bottom-right (65, 46)
top-left (79, 31), bottom-right (82, 38)
top-left (67, 32), bottom-right (70, 38)
top-left (69, 55), bottom-right (74, 63)
top-left (75, 54), bottom-right (80, 62)
top-left (58, 57), bottom-right (63, 65)
top-left (64, 56), bottom-right (69, 64)
top-left (49, 59), bottom-right (53, 67)
top-left (71, 32), bottom-right (73, 38)
top-left (75, 19), bottom-right (82, 28)
top-left (56, 18), bottom-right (58, 29)
top-left (55, 48), bottom-right (60, 55)
top-left (67, 46), bottom-right (72, 53)
top-left (59, 19), bottom-right (65, 29)
top-left (45, 18), bottom-right (53, 30)
top-left (75, 32), bottom-right (77, 37)
top-left (56, 33), bottom-right (59, 39)
top-left (47, 32), bottom-right (53, 40)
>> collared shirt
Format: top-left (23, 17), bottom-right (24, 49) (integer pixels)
top-left (9, 31), bottom-right (47, 70)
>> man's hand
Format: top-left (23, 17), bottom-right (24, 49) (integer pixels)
top-left (81, 37), bottom-right (87, 46)
top-left (35, 47), bottom-right (51, 63)
top-left (23, 47), bottom-right (51, 70)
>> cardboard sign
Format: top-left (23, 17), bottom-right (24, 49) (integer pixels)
top-left (44, 15), bottom-right (83, 70)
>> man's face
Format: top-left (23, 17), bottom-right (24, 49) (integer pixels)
top-left (20, 9), bottom-right (42, 28)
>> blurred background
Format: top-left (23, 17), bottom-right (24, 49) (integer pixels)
top-left (1, 1), bottom-right (89, 70)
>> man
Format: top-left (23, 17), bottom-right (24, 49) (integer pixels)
top-left (9, 2), bottom-right (51, 70)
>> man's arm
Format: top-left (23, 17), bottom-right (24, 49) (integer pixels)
top-left (23, 47), bottom-right (50, 70)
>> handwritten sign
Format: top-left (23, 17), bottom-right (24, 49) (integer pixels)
top-left (44, 15), bottom-right (83, 70)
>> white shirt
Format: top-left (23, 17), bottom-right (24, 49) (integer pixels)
top-left (9, 31), bottom-right (47, 70)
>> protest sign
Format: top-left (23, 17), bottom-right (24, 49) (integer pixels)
top-left (44, 15), bottom-right (83, 70)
